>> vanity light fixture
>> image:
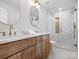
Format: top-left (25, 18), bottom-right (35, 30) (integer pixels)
top-left (31, 0), bottom-right (40, 9)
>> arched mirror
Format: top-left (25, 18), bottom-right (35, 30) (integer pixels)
top-left (30, 6), bottom-right (40, 33)
top-left (0, 0), bottom-right (20, 25)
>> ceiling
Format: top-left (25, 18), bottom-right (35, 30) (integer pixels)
top-left (0, 0), bottom-right (77, 14)
top-left (0, 0), bottom-right (19, 8)
top-left (39, 0), bottom-right (77, 15)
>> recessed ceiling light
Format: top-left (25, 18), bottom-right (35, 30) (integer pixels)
top-left (59, 8), bottom-right (62, 11)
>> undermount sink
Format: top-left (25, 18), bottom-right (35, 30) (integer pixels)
top-left (0, 32), bottom-right (40, 44)
top-left (0, 31), bottom-right (40, 43)
top-left (0, 32), bottom-right (49, 44)
top-left (0, 32), bottom-right (35, 39)
top-left (0, 34), bottom-right (26, 39)
top-left (0, 34), bottom-right (30, 42)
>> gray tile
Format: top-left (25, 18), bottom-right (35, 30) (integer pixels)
top-left (47, 44), bottom-right (77, 59)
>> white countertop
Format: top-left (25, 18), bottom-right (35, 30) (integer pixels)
top-left (0, 32), bottom-right (50, 44)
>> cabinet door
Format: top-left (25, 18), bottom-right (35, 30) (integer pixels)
top-left (35, 43), bottom-right (43, 59)
top-left (6, 52), bottom-right (21, 59)
top-left (45, 40), bottom-right (50, 56)
top-left (6, 47), bottom-right (34, 59)
top-left (42, 40), bottom-right (46, 59)
top-left (42, 35), bottom-right (50, 59)
top-left (21, 47), bottom-right (34, 59)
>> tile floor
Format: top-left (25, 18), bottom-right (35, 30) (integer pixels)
top-left (47, 44), bottom-right (77, 59)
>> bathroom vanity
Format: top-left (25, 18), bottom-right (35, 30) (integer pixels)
top-left (0, 1), bottom-right (50, 59)
top-left (0, 33), bottom-right (50, 59)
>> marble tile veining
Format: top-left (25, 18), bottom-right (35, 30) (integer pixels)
top-left (47, 44), bottom-right (77, 59)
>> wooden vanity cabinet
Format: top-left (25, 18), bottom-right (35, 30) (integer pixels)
top-left (20, 46), bottom-right (34, 59)
top-left (34, 42), bottom-right (43, 59)
top-left (0, 34), bottom-right (50, 59)
top-left (6, 52), bottom-right (21, 59)
top-left (6, 46), bottom-right (34, 59)
top-left (34, 34), bottom-right (50, 59)
top-left (42, 34), bottom-right (50, 59)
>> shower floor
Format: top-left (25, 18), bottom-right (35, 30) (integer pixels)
top-left (53, 33), bottom-right (78, 51)
top-left (54, 41), bottom-right (77, 51)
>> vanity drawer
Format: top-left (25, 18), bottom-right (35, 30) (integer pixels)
top-left (42, 34), bottom-right (50, 41)
top-left (0, 38), bottom-right (32, 59)
top-left (31, 37), bottom-right (37, 45)
top-left (31, 36), bottom-right (42, 45)
top-left (36, 36), bottom-right (42, 43)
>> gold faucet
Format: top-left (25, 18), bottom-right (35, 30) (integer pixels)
top-left (9, 25), bottom-right (14, 36)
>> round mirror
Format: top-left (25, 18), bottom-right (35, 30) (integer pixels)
top-left (0, 0), bottom-right (20, 25)
top-left (30, 6), bottom-right (40, 33)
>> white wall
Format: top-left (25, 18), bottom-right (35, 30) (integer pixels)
top-left (39, 7), bottom-right (47, 33)
top-left (38, 6), bottom-right (55, 40)
top-left (39, 6), bottom-right (52, 33)
top-left (0, 0), bottom-right (31, 32)
top-left (15, 0), bottom-right (31, 31)
top-left (0, 1), bottom-right (19, 24)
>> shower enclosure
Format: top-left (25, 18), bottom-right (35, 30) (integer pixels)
top-left (53, 8), bottom-right (78, 51)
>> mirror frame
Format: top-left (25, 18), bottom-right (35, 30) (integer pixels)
top-left (30, 6), bottom-right (40, 33)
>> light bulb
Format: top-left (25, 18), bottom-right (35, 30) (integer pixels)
top-left (59, 8), bottom-right (62, 11)
top-left (30, 0), bottom-right (40, 9)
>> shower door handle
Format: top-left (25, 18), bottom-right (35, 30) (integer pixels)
top-left (73, 23), bottom-right (76, 39)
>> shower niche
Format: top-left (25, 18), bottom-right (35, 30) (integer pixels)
top-left (55, 16), bottom-right (60, 33)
